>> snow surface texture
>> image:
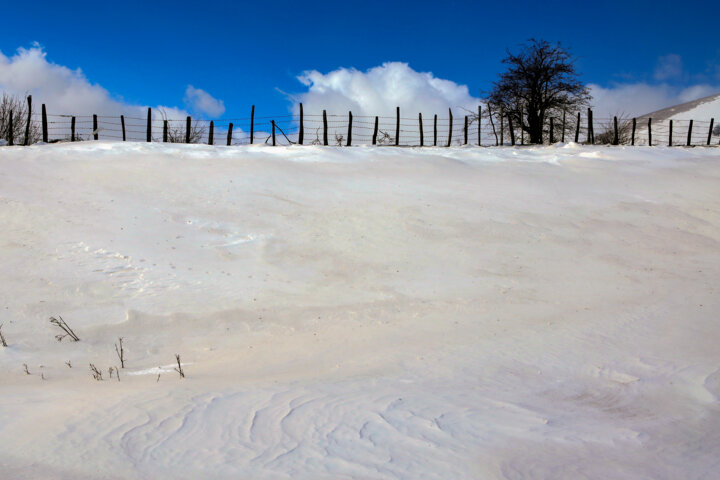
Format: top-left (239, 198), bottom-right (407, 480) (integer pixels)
top-left (1, 142), bottom-right (719, 479)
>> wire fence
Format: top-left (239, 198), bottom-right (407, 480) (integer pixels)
top-left (3, 100), bottom-right (719, 148)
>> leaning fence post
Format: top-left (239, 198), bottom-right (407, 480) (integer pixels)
top-left (163, 120), bottom-right (168, 142)
top-left (372, 116), bottom-right (378, 145)
top-left (613, 116), bottom-right (619, 145)
top-left (298, 103), bottom-right (304, 145)
top-left (687, 119), bottom-right (693, 146)
top-left (508, 114), bottom-right (516, 145)
top-left (146, 107), bottom-right (152, 142)
top-left (42, 104), bottom-right (48, 143)
top-left (322, 110), bottom-right (328, 146)
top-left (347, 111), bottom-right (353, 146)
top-left (227, 123), bottom-right (233, 146)
top-left (447, 108), bottom-right (453, 147)
top-left (631, 118), bottom-right (636, 145)
top-left (24, 95), bottom-right (32, 145)
top-left (549, 117), bottom-right (554, 144)
top-left (185, 116), bottom-right (191, 143)
top-left (419, 113), bottom-right (424, 147)
top-left (464, 116), bottom-right (468, 145)
top-left (93, 114), bottom-right (98, 140)
top-left (121, 115), bottom-right (126, 141)
top-left (7, 110), bottom-right (13, 145)
top-left (433, 114), bottom-right (437, 146)
top-left (208, 120), bottom-right (214, 145)
top-left (250, 105), bottom-right (255, 144)
top-left (561, 110), bottom-right (566, 142)
top-left (71, 116), bottom-right (76, 142)
top-left (574, 111), bottom-right (580, 143)
top-left (669, 119), bottom-right (673, 146)
top-left (708, 118), bottom-right (714, 146)
top-left (395, 106), bottom-right (400, 146)
top-left (271, 120), bottom-right (276, 146)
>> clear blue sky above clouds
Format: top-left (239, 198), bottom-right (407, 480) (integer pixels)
top-left (1, 0), bottom-right (718, 117)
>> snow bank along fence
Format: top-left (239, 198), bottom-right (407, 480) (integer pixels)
top-left (2, 96), bottom-right (719, 147)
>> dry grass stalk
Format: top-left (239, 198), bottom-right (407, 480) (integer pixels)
top-left (174, 354), bottom-right (185, 378)
top-left (115, 337), bottom-right (125, 368)
top-left (89, 363), bottom-right (103, 381)
top-left (0, 323), bottom-right (7, 347)
top-left (50, 316), bottom-right (80, 342)
top-left (23, 364), bottom-right (30, 375)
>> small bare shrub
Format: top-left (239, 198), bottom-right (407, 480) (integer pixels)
top-left (0, 323), bottom-right (7, 347)
top-left (50, 316), bottom-right (80, 342)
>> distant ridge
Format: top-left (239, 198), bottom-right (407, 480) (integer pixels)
top-left (639, 92), bottom-right (720, 120)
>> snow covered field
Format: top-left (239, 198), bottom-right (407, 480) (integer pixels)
top-left (1, 142), bottom-right (719, 479)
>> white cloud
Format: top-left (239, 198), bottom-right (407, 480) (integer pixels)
top-left (589, 82), bottom-right (719, 117)
top-left (654, 54), bottom-right (683, 81)
top-left (184, 85), bottom-right (225, 117)
top-left (294, 62), bottom-right (482, 117)
top-left (0, 45), bottom-right (223, 125)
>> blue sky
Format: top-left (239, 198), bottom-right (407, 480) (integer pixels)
top-left (1, 0), bottom-right (718, 118)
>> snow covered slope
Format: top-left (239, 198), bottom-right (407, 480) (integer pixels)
top-left (1, 143), bottom-right (719, 479)
top-left (640, 92), bottom-right (720, 122)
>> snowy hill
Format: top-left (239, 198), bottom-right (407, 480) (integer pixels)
top-left (1, 143), bottom-right (719, 479)
top-left (640, 92), bottom-right (720, 121)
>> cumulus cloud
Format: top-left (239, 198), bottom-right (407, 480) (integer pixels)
top-left (294, 62), bottom-right (482, 117)
top-left (0, 45), bottom-right (222, 123)
top-left (589, 82), bottom-right (719, 117)
top-left (184, 85), bottom-right (225, 117)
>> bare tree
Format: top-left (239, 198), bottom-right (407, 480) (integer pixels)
top-left (487, 39), bottom-right (591, 144)
top-left (0, 93), bottom-right (41, 144)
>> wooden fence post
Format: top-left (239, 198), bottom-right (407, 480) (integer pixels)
top-left (395, 106), bottom-right (400, 146)
top-left (508, 114), bottom-right (516, 145)
top-left (250, 105), bottom-right (255, 144)
top-left (185, 116), bottom-right (191, 143)
top-left (587, 108), bottom-right (594, 144)
top-left (24, 95), bottom-right (32, 145)
top-left (71, 116), bottom-right (76, 142)
top-left (478, 106), bottom-right (482, 146)
top-left (322, 110), bottom-right (328, 146)
top-left (433, 114), bottom-right (437, 146)
top-left (464, 116), bottom-right (468, 145)
top-left (521, 113), bottom-right (524, 145)
top-left (347, 111), bottom-right (353, 146)
top-left (669, 119), bottom-right (673, 146)
top-left (574, 111), bottom-right (580, 143)
top-left (121, 115), bottom-right (126, 141)
top-left (687, 119), bottom-right (693, 146)
top-left (93, 114), bottom-right (98, 140)
top-left (163, 120), bottom-right (168, 142)
top-left (7, 110), bottom-right (13, 145)
top-left (419, 113), bottom-right (424, 147)
top-left (146, 107), bottom-right (152, 142)
top-left (708, 118), bottom-right (714, 146)
top-left (613, 116), bottom-right (619, 145)
top-left (42, 104), bottom-right (48, 143)
top-left (447, 108), bottom-right (453, 147)
top-left (500, 110), bottom-right (504, 146)
top-left (208, 120), bottom-right (214, 145)
top-left (561, 110), bottom-right (566, 142)
top-left (372, 116), bottom-right (378, 145)
top-left (487, 105), bottom-right (498, 145)
top-left (298, 103), bottom-right (304, 145)
top-left (227, 123), bottom-right (233, 146)
top-left (271, 120), bottom-right (276, 146)
top-left (648, 118), bottom-right (652, 146)
top-left (549, 117), bottom-right (554, 144)
top-left (631, 118), bottom-right (636, 145)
